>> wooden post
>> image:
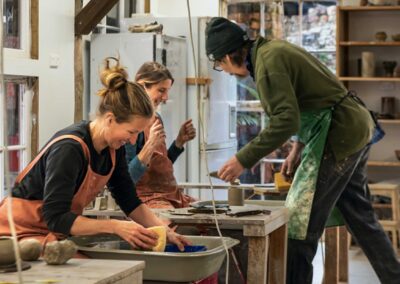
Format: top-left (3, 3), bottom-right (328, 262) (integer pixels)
top-left (30, 0), bottom-right (38, 59)
top-left (323, 227), bottom-right (339, 284)
top-left (268, 224), bottom-right (287, 284)
top-left (339, 227), bottom-right (349, 282)
top-left (30, 79), bottom-right (39, 159)
top-left (247, 236), bottom-right (269, 284)
top-left (74, 0), bottom-right (83, 122)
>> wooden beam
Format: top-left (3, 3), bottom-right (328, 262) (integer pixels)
top-left (30, 0), bottom-right (38, 59)
top-left (75, 0), bottom-right (119, 35)
top-left (186, 77), bottom-right (212, 86)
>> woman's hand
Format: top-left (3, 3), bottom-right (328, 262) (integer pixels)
top-left (280, 142), bottom-right (304, 181)
top-left (111, 219), bottom-right (158, 250)
top-left (137, 119), bottom-right (165, 165)
top-left (166, 228), bottom-right (192, 251)
top-left (175, 119), bottom-right (196, 148)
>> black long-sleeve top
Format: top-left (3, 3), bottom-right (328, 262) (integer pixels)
top-left (12, 121), bottom-right (142, 235)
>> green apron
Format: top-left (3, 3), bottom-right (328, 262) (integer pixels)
top-left (285, 108), bottom-right (343, 240)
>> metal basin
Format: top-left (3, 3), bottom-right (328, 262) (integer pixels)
top-left (70, 235), bottom-right (239, 282)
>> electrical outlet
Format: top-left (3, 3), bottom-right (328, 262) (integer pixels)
top-left (49, 53), bottom-right (60, 68)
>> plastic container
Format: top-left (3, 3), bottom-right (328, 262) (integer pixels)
top-left (70, 235), bottom-right (239, 282)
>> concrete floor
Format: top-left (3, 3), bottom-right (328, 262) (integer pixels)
top-left (312, 245), bottom-right (380, 284)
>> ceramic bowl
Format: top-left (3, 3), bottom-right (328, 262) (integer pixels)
top-left (0, 237), bottom-right (16, 265)
top-left (395, 150), bottom-right (400, 161)
top-left (392, 34), bottom-right (400, 42)
top-left (375, 31), bottom-right (387, 42)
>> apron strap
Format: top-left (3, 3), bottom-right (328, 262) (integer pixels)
top-left (15, 135), bottom-right (90, 184)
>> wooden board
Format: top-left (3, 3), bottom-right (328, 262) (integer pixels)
top-left (0, 259), bottom-right (145, 284)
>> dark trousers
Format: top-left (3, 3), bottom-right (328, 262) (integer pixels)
top-left (287, 145), bottom-right (400, 284)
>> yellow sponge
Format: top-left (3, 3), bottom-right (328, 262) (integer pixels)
top-left (148, 226), bottom-right (167, 252)
top-left (274, 172), bottom-right (291, 191)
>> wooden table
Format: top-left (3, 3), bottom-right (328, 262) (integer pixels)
top-left (156, 204), bottom-right (289, 284)
top-left (0, 258), bottom-right (145, 284)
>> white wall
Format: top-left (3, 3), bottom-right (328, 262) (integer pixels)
top-left (4, 0), bottom-right (75, 148)
top-left (150, 0), bottom-right (219, 17)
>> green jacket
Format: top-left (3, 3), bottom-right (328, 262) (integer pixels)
top-left (236, 38), bottom-right (374, 168)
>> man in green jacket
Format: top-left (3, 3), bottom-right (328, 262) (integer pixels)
top-left (205, 17), bottom-right (400, 284)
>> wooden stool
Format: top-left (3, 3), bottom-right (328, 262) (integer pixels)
top-left (369, 183), bottom-right (400, 253)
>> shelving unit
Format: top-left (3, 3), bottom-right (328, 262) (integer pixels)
top-left (337, 5), bottom-right (400, 252)
top-left (336, 5), bottom-right (400, 174)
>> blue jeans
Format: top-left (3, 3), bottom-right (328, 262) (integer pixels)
top-left (287, 144), bottom-right (400, 284)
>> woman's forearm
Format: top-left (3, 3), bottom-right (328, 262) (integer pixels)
top-left (69, 215), bottom-right (117, 236)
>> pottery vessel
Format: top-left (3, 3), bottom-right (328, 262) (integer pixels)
top-left (375, 31), bottom-right (387, 42)
top-left (382, 61), bottom-right (397, 77)
top-left (392, 34), bottom-right (400, 42)
top-left (0, 237), bottom-right (16, 265)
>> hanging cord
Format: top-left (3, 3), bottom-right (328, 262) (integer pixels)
top-left (0, 0), bottom-right (23, 282)
top-left (185, 1), bottom-right (230, 283)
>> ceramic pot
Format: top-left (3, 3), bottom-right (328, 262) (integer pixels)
top-left (375, 31), bottom-right (387, 42)
top-left (0, 237), bottom-right (16, 266)
top-left (381, 97), bottom-right (396, 118)
top-left (383, 61), bottom-right (397, 77)
top-left (362, 52), bottom-right (375, 77)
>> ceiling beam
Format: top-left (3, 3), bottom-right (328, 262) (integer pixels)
top-left (75, 0), bottom-right (119, 35)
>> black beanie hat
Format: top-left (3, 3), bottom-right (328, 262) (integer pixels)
top-left (205, 17), bottom-right (249, 61)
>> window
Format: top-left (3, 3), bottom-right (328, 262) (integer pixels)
top-left (0, 79), bottom-right (32, 199)
top-left (284, 0), bottom-right (337, 72)
top-left (3, 0), bottom-right (31, 58)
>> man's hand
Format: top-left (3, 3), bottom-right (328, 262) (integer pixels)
top-left (218, 155), bottom-right (244, 183)
top-left (280, 142), bottom-right (304, 181)
top-left (175, 119), bottom-right (196, 148)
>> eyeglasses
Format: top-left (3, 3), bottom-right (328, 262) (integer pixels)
top-left (212, 60), bottom-right (223, 72)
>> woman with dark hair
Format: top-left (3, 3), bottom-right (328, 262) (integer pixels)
top-left (0, 58), bottom-right (189, 251)
top-left (125, 62), bottom-right (196, 209)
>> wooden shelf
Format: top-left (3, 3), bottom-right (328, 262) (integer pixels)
top-left (368, 161), bottom-right (400, 167)
top-left (378, 119), bottom-right (400, 124)
top-left (338, 6), bottom-right (400, 11)
top-left (339, 41), bottom-right (400, 46)
top-left (339, 77), bottom-right (400, 82)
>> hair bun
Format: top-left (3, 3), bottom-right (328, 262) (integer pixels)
top-left (98, 57), bottom-right (129, 96)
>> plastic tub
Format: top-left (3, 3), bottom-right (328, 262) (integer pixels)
top-left (70, 235), bottom-right (239, 282)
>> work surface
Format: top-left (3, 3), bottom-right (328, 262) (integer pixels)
top-left (0, 258), bottom-right (145, 284)
top-left (158, 204), bottom-right (289, 284)
top-left (83, 202), bottom-right (289, 284)
top-left (156, 204), bottom-right (288, 233)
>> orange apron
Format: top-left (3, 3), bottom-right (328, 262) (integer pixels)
top-left (136, 117), bottom-right (195, 209)
top-left (0, 134), bottom-right (115, 246)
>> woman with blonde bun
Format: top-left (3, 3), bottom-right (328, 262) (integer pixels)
top-left (0, 57), bottom-right (190, 251)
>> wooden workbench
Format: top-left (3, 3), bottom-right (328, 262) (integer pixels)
top-left (156, 204), bottom-right (289, 284)
top-left (0, 258), bottom-right (145, 284)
